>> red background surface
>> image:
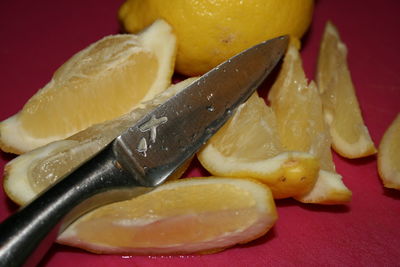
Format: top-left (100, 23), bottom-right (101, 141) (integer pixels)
top-left (1, 0), bottom-right (399, 266)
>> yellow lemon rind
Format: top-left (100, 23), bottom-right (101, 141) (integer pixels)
top-left (119, 0), bottom-right (314, 76)
top-left (198, 147), bottom-right (319, 199)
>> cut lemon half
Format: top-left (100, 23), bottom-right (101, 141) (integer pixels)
top-left (198, 93), bottom-right (320, 199)
top-left (58, 177), bottom-right (277, 255)
top-left (4, 78), bottom-right (197, 205)
top-left (269, 44), bottom-right (351, 204)
top-left (378, 113), bottom-right (400, 190)
top-left (0, 19), bottom-right (176, 154)
top-left (316, 21), bottom-right (376, 159)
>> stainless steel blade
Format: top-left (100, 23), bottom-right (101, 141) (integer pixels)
top-left (115, 35), bottom-right (289, 187)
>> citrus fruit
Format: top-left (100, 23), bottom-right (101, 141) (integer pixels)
top-left (0, 19), bottom-right (176, 154)
top-left (197, 93), bottom-right (320, 199)
top-left (378, 113), bottom-right (400, 190)
top-left (119, 0), bottom-right (314, 76)
top-left (269, 43), bottom-right (351, 204)
top-left (4, 78), bottom-right (197, 205)
top-left (268, 46), bottom-right (334, 171)
top-left (316, 21), bottom-right (376, 159)
top-left (57, 177), bottom-right (277, 255)
top-left (295, 170), bottom-right (352, 204)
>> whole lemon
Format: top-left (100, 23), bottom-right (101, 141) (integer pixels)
top-left (119, 0), bottom-right (314, 76)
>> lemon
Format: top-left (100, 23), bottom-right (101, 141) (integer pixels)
top-left (119, 0), bottom-right (314, 76)
top-left (58, 177), bottom-right (277, 255)
top-left (316, 21), bottom-right (376, 159)
top-left (198, 93), bottom-right (320, 199)
top-left (269, 43), bottom-right (351, 204)
top-left (0, 20), bottom-right (176, 154)
top-left (378, 113), bottom-right (400, 190)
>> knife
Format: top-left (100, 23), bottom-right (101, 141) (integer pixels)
top-left (0, 35), bottom-right (288, 267)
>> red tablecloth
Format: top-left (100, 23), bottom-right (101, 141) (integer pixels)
top-left (1, 0), bottom-right (399, 266)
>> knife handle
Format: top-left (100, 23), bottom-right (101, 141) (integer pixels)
top-left (0, 143), bottom-right (147, 267)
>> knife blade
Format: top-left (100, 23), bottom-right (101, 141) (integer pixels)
top-left (0, 35), bottom-right (288, 267)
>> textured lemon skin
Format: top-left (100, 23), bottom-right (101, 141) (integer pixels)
top-left (119, 0), bottom-right (314, 76)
